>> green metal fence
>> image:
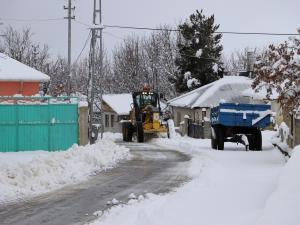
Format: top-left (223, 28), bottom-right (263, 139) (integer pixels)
top-left (0, 97), bottom-right (78, 152)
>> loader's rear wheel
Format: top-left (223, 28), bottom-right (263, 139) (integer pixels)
top-left (136, 122), bottom-right (144, 143)
top-left (122, 122), bottom-right (133, 142)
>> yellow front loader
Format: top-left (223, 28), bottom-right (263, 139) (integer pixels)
top-left (122, 86), bottom-right (169, 142)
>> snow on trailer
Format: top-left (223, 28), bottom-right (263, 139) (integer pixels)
top-left (211, 103), bottom-right (272, 151)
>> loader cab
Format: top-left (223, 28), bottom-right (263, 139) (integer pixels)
top-left (132, 91), bottom-right (161, 122)
top-left (133, 92), bottom-right (159, 109)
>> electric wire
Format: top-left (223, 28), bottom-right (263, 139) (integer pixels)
top-left (2, 17), bottom-right (299, 36)
top-left (0, 17), bottom-right (64, 22)
top-left (103, 24), bottom-right (300, 36)
top-left (74, 30), bottom-right (92, 64)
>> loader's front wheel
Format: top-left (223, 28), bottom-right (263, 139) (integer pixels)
top-left (122, 122), bottom-right (133, 142)
top-left (136, 122), bottom-right (144, 143)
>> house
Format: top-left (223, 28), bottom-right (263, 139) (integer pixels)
top-left (101, 94), bottom-right (133, 133)
top-left (168, 76), bottom-right (252, 127)
top-left (0, 53), bottom-right (50, 96)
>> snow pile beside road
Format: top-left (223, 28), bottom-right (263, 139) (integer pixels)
top-left (255, 145), bottom-right (300, 225)
top-left (0, 140), bottom-right (130, 204)
top-left (102, 132), bottom-right (122, 141)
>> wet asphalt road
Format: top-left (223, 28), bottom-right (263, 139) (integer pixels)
top-left (0, 142), bottom-right (191, 225)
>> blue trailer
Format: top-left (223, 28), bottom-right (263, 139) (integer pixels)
top-left (210, 103), bottom-right (272, 150)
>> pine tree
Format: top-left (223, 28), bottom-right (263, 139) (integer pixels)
top-left (172, 10), bottom-right (224, 93)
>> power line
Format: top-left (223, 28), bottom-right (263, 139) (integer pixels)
top-left (0, 17), bottom-right (64, 22)
top-left (1, 17), bottom-right (299, 36)
top-left (74, 19), bottom-right (90, 28)
top-left (103, 24), bottom-right (300, 36)
top-left (74, 30), bottom-right (92, 64)
top-left (103, 31), bottom-right (124, 40)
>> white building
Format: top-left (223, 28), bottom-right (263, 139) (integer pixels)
top-left (168, 76), bottom-right (253, 126)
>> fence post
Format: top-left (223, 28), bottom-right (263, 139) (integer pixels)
top-left (183, 115), bottom-right (190, 136)
top-left (79, 106), bottom-right (89, 145)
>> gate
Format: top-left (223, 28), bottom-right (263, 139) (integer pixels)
top-left (187, 119), bottom-right (212, 139)
top-left (0, 97), bottom-right (78, 152)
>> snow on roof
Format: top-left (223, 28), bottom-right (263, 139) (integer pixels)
top-left (243, 86), bottom-right (279, 100)
top-left (0, 53), bottom-right (50, 82)
top-left (102, 94), bottom-right (132, 115)
top-left (168, 76), bottom-right (252, 108)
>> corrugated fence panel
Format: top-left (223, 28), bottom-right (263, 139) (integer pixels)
top-left (49, 104), bottom-right (78, 151)
top-left (18, 105), bottom-right (49, 151)
top-left (0, 105), bottom-right (17, 152)
top-left (0, 101), bottom-right (78, 152)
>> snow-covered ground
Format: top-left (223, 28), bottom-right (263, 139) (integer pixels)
top-left (0, 140), bottom-right (130, 204)
top-left (88, 131), bottom-right (300, 225)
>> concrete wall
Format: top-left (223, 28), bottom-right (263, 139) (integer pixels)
top-left (171, 106), bottom-right (211, 127)
top-left (78, 106), bottom-right (89, 146)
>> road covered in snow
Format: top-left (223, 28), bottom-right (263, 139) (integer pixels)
top-left (88, 131), bottom-right (300, 225)
top-left (0, 139), bottom-right (191, 225)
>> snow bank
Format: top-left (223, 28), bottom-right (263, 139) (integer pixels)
top-left (0, 140), bottom-right (130, 204)
top-left (255, 146), bottom-right (300, 225)
top-left (102, 132), bottom-right (123, 141)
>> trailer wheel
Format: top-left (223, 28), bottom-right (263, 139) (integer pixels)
top-left (122, 122), bottom-right (132, 142)
top-left (215, 126), bottom-right (224, 150)
top-left (211, 127), bottom-right (217, 149)
top-left (253, 129), bottom-right (262, 151)
top-left (136, 122), bottom-right (144, 143)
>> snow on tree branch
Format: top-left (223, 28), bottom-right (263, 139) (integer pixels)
top-left (253, 37), bottom-right (300, 110)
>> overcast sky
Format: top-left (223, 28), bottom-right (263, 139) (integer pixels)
top-left (0, 0), bottom-right (299, 60)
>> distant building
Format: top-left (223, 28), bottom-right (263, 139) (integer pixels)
top-left (100, 94), bottom-right (133, 133)
top-left (0, 53), bottom-right (50, 96)
top-left (168, 76), bottom-right (252, 127)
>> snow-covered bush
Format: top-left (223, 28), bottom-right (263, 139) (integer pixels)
top-left (253, 38), bottom-right (300, 110)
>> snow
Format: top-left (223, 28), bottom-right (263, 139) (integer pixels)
top-left (212, 63), bottom-right (218, 73)
top-left (102, 94), bottom-right (132, 115)
top-left (168, 76), bottom-right (252, 108)
top-left (0, 53), bottom-right (50, 82)
top-left (243, 86), bottom-right (279, 100)
top-left (88, 131), bottom-right (290, 225)
top-left (186, 77), bottom-right (200, 89)
top-left (195, 49), bottom-right (203, 58)
top-left (0, 140), bottom-right (130, 204)
top-left (167, 119), bottom-right (176, 138)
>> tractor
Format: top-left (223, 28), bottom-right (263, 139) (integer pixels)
top-left (122, 85), bottom-right (169, 142)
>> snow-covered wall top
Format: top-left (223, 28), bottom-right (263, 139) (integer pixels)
top-left (0, 53), bottom-right (50, 82)
top-left (103, 94), bottom-right (132, 115)
top-left (168, 76), bottom-right (252, 108)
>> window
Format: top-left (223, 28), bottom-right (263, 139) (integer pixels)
top-left (111, 115), bottom-right (115, 127)
top-left (105, 114), bottom-right (109, 127)
top-left (202, 109), bottom-right (207, 120)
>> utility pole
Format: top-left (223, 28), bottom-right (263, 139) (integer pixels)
top-left (64, 0), bottom-right (75, 95)
top-left (88, 0), bottom-right (104, 143)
